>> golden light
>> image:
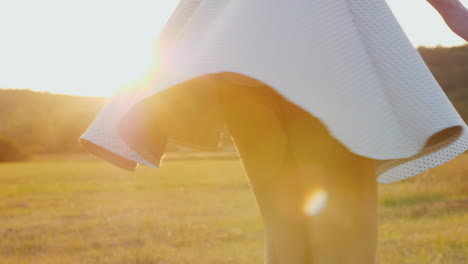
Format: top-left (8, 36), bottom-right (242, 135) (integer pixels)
top-left (0, 0), bottom-right (179, 97)
top-left (303, 187), bottom-right (328, 216)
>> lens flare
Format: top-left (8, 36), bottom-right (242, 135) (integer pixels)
top-left (303, 187), bottom-right (328, 216)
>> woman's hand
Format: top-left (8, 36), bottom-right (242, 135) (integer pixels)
top-left (427, 0), bottom-right (468, 41)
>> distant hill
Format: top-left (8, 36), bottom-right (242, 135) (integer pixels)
top-left (0, 89), bottom-right (233, 156)
top-left (0, 89), bottom-right (107, 154)
top-left (418, 44), bottom-right (468, 122)
top-left (0, 44), bottom-right (467, 156)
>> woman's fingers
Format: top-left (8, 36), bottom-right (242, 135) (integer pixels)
top-left (427, 0), bottom-right (461, 10)
top-left (427, 0), bottom-right (468, 41)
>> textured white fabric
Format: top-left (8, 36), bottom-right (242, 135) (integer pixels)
top-left (80, 0), bottom-right (468, 184)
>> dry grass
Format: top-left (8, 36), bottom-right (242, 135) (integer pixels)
top-left (0, 154), bottom-right (467, 264)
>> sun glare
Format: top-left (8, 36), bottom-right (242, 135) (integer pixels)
top-left (0, 0), bottom-right (179, 97)
top-left (303, 187), bottom-right (328, 216)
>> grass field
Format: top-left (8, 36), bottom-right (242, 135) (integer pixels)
top-left (0, 154), bottom-right (467, 264)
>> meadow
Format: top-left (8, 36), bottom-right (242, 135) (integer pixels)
top-left (0, 154), bottom-right (466, 264)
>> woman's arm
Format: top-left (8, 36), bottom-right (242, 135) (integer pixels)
top-left (427, 0), bottom-right (468, 41)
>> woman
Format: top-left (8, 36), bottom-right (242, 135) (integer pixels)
top-left (428, 0), bottom-right (468, 41)
top-left (80, 1), bottom-right (468, 263)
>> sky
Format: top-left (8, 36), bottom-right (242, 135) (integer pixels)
top-left (0, 0), bottom-right (467, 97)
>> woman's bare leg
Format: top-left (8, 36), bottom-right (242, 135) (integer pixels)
top-left (279, 92), bottom-right (378, 264)
top-left (217, 75), bottom-right (377, 264)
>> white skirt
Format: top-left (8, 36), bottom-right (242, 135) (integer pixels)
top-left (80, 0), bottom-right (468, 184)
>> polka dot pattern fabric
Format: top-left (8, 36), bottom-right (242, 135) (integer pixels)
top-left (376, 128), bottom-right (468, 183)
top-left (80, 0), bottom-right (468, 184)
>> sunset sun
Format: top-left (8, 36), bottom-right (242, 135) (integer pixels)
top-left (0, 0), bottom-right (179, 97)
